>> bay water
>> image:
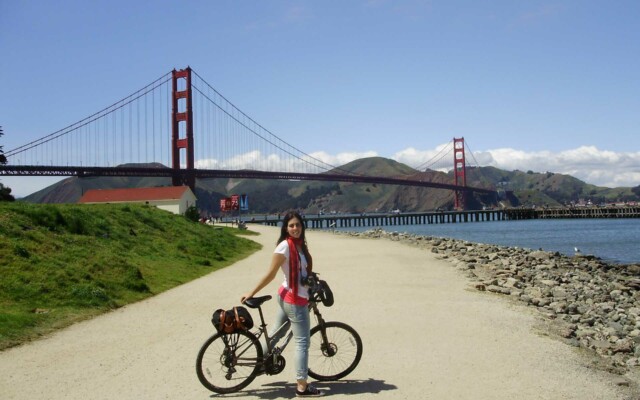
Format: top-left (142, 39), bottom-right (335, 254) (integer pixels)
top-left (336, 218), bottom-right (640, 265)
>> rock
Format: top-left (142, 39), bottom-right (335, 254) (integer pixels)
top-left (537, 298), bottom-right (551, 307)
top-left (592, 340), bottom-right (612, 351)
top-left (487, 285), bottom-right (511, 295)
top-left (625, 358), bottom-right (640, 367)
top-left (612, 377), bottom-right (630, 387)
top-left (628, 307), bottom-right (640, 317)
top-left (559, 324), bottom-right (577, 338)
top-left (530, 250), bottom-right (552, 260)
top-left (552, 287), bottom-right (568, 299)
top-left (612, 339), bottom-right (634, 354)
top-left (608, 321), bottom-right (625, 335)
top-left (503, 277), bottom-right (519, 288)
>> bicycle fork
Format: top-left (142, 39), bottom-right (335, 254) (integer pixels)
top-left (311, 303), bottom-right (337, 357)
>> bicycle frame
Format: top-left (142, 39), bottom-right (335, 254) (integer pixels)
top-left (252, 300), bottom-right (328, 368)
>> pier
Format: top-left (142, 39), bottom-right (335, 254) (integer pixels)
top-left (303, 210), bottom-right (505, 229)
top-left (504, 205), bottom-right (640, 220)
top-left (252, 206), bottom-right (640, 229)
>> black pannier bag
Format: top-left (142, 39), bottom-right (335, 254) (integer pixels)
top-left (211, 306), bottom-right (254, 334)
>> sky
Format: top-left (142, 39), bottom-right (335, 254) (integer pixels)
top-left (1, 0), bottom-right (639, 198)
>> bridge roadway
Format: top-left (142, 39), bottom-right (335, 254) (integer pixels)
top-left (0, 165), bottom-right (496, 195)
top-left (253, 206), bottom-right (640, 229)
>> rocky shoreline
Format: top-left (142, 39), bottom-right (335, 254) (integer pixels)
top-left (340, 228), bottom-right (640, 375)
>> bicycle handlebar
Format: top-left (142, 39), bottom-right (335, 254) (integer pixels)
top-left (304, 273), bottom-right (334, 307)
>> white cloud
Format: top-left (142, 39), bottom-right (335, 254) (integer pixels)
top-left (306, 150), bottom-right (379, 167)
top-left (393, 144), bottom-right (452, 173)
top-left (194, 150), bottom-right (379, 173)
top-left (467, 146), bottom-right (640, 188)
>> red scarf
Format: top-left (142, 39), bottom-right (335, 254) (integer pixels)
top-left (286, 237), bottom-right (303, 297)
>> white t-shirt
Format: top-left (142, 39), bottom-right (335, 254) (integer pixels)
top-left (274, 240), bottom-right (309, 299)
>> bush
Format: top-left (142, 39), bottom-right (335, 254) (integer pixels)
top-left (184, 205), bottom-right (200, 222)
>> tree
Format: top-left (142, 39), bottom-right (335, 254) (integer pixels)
top-left (184, 205), bottom-right (200, 222)
top-left (0, 126), bottom-right (6, 165)
top-left (0, 126), bottom-right (16, 201)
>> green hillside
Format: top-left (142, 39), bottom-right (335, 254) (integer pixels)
top-left (467, 167), bottom-right (640, 207)
top-left (332, 156), bottom-right (416, 176)
top-left (0, 202), bottom-right (261, 349)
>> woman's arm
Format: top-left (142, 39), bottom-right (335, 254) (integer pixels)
top-left (241, 253), bottom-right (285, 303)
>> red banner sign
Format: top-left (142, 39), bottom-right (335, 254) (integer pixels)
top-left (220, 194), bottom-right (248, 212)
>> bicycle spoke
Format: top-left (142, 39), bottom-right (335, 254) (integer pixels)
top-left (308, 322), bottom-right (363, 381)
top-left (196, 330), bottom-right (262, 394)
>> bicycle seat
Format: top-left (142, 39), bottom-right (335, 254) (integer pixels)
top-left (244, 295), bottom-right (272, 309)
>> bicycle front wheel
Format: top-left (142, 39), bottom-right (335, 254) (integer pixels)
top-left (196, 330), bottom-right (262, 394)
top-left (308, 321), bottom-right (363, 381)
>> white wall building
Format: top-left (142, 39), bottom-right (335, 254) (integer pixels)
top-left (78, 186), bottom-right (197, 215)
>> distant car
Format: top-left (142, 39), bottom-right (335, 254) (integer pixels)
top-left (390, 209), bottom-right (401, 214)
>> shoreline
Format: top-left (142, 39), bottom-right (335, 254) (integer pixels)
top-left (1, 224), bottom-right (638, 399)
top-left (337, 227), bottom-right (640, 375)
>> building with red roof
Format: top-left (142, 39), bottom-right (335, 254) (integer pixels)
top-left (78, 186), bottom-right (197, 215)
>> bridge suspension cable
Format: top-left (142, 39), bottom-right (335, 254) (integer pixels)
top-left (6, 72), bottom-right (173, 168)
top-left (191, 69), bottom-right (353, 175)
top-left (461, 138), bottom-right (482, 169)
top-left (412, 141), bottom-right (454, 172)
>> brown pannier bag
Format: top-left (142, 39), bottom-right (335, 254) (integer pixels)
top-left (211, 306), bottom-right (253, 334)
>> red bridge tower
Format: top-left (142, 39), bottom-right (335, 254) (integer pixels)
top-left (171, 67), bottom-right (195, 190)
top-left (453, 137), bottom-right (467, 210)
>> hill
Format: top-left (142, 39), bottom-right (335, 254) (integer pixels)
top-left (468, 166), bottom-right (640, 207)
top-left (0, 202), bottom-right (261, 349)
top-left (18, 158), bottom-right (640, 212)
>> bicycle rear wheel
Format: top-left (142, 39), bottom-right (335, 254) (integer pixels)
top-left (196, 330), bottom-right (262, 394)
top-left (308, 321), bottom-right (363, 381)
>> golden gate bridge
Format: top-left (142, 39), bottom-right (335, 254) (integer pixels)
top-left (0, 67), bottom-right (496, 210)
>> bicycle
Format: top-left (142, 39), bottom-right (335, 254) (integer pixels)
top-left (196, 273), bottom-right (363, 394)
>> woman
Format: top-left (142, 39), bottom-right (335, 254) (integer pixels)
top-left (241, 211), bottom-right (323, 397)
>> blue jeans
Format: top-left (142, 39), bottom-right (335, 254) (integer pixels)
top-left (268, 295), bottom-right (311, 381)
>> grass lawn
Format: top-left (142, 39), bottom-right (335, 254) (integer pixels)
top-left (0, 202), bottom-right (261, 349)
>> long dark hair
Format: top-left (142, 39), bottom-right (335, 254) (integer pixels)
top-left (278, 210), bottom-right (313, 270)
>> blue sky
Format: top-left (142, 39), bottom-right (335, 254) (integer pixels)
top-left (1, 0), bottom-right (639, 197)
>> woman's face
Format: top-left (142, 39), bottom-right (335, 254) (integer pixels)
top-left (287, 217), bottom-right (302, 239)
